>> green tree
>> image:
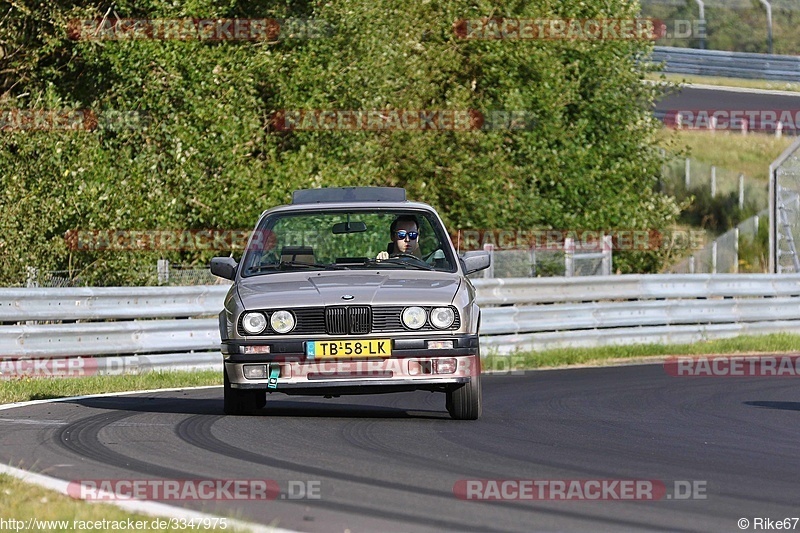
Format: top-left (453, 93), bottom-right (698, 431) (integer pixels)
top-left (0, 0), bottom-right (678, 284)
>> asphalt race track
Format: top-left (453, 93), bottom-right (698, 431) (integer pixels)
top-left (2, 363), bottom-right (799, 532)
top-left (655, 85), bottom-right (800, 116)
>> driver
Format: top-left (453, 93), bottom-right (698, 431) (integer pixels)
top-left (376, 215), bottom-right (421, 260)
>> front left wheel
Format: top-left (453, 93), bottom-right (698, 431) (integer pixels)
top-left (446, 373), bottom-right (482, 420)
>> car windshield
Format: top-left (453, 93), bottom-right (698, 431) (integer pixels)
top-left (241, 210), bottom-right (457, 276)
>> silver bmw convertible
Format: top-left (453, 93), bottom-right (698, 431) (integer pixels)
top-left (210, 187), bottom-right (490, 419)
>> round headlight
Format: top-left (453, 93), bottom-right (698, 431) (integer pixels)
top-left (270, 310), bottom-right (296, 334)
top-left (430, 307), bottom-right (455, 329)
top-left (242, 312), bottom-right (267, 335)
top-left (402, 306), bottom-right (427, 330)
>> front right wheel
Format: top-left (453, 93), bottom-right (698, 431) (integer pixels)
top-left (223, 367), bottom-right (264, 415)
top-left (446, 373), bottom-right (482, 420)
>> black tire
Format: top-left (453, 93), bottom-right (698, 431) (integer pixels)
top-left (254, 391), bottom-right (267, 410)
top-left (223, 368), bottom-right (263, 415)
top-left (446, 373), bottom-right (482, 420)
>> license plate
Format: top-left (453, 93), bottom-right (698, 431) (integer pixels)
top-left (305, 339), bottom-right (391, 359)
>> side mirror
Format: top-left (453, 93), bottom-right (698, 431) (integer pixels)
top-left (210, 257), bottom-right (238, 280)
top-left (461, 250), bottom-right (491, 275)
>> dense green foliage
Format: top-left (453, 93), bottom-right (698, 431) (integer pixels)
top-left (0, 0), bottom-right (679, 285)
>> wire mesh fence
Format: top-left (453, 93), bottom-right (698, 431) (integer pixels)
top-left (23, 263), bottom-right (228, 288)
top-left (666, 209), bottom-right (768, 273)
top-left (774, 142), bottom-right (800, 273)
top-left (476, 237), bottom-right (613, 278)
top-left (23, 268), bottom-right (87, 288)
top-left (25, 244), bottom-right (614, 288)
top-left (661, 156), bottom-right (768, 215)
top-left (158, 262), bottom-right (231, 286)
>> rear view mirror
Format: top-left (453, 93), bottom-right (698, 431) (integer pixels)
top-left (332, 221), bottom-right (367, 234)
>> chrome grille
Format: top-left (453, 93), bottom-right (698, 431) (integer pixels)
top-left (372, 306), bottom-right (404, 331)
top-left (325, 306), bottom-right (372, 335)
top-left (325, 307), bottom-right (348, 335)
top-left (348, 306), bottom-right (371, 334)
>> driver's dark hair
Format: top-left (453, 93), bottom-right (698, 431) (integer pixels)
top-left (390, 215), bottom-right (419, 236)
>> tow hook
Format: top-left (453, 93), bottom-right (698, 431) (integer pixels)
top-left (268, 365), bottom-right (280, 389)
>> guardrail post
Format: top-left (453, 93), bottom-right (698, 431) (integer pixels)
top-left (565, 237), bottom-right (575, 277)
top-left (712, 241), bottom-right (718, 274)
top-left (734, 228), bottom-right (740, 274)
top-left (770, 164), bottom-right (776, 273)
top-left (711, 166), bottom-right (716, 198)
top-left (25, 266), bottom-right (39, 288)
top-left (157, 259), bottom-right (170, 285)
top-left (483, 243), bottom-right (495, 278)
top-left (739, 173), bottom-right (745, 209)
top-left (601, 235), bottom-right (612, 276)
top-left (685, 158), bottom-right (691, 188)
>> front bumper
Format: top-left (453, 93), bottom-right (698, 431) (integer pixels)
top-left (223, 334), bottom-right (478, 361)
top-left (223, 334), bottom-right (479, 394)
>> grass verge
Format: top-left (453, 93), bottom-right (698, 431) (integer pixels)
top-left (0, 370), bottom-right (221, 405)
top-left (482, 333), bottom-right (800, 372)
top-left (656, 128), bottom-right (793, 183)
top-left (0, 473), bottom-right (238, 532)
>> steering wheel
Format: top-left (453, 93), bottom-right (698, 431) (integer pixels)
top-left (392, 253), bottom-right (421, 261)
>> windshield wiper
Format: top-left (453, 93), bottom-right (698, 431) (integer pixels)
top-left (363, 257), bottom-right (433, 271)
top-left (248, 261), bottom-right (345, 273)
top-left (282, 260), bottom-right (346, 270)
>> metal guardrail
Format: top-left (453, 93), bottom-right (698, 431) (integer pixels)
top-left (650, 46), bottom-right (800, 82)
top-left (472, 274), bottom-right (800, 353)
top-left (481, 320), bottom-right (800, 353)
top-left (478, 298), bottom-right (800, 334)
top-left (0, 319), bottom-right (219, 358)
top-left (0, 286), bottom-right (229, 375)
top-left (2, 274), bottom-right (800, 369)
top-left (472, 274), bottom-right (800, 305)
top-left (0, 285), bottom-right (229, 321)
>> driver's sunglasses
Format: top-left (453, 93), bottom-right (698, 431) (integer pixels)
top-left (395, 230), bottom-right (418, 241)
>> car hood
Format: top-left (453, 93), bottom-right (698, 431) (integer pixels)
top-left (236, 271), bottom-right (461, 309)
